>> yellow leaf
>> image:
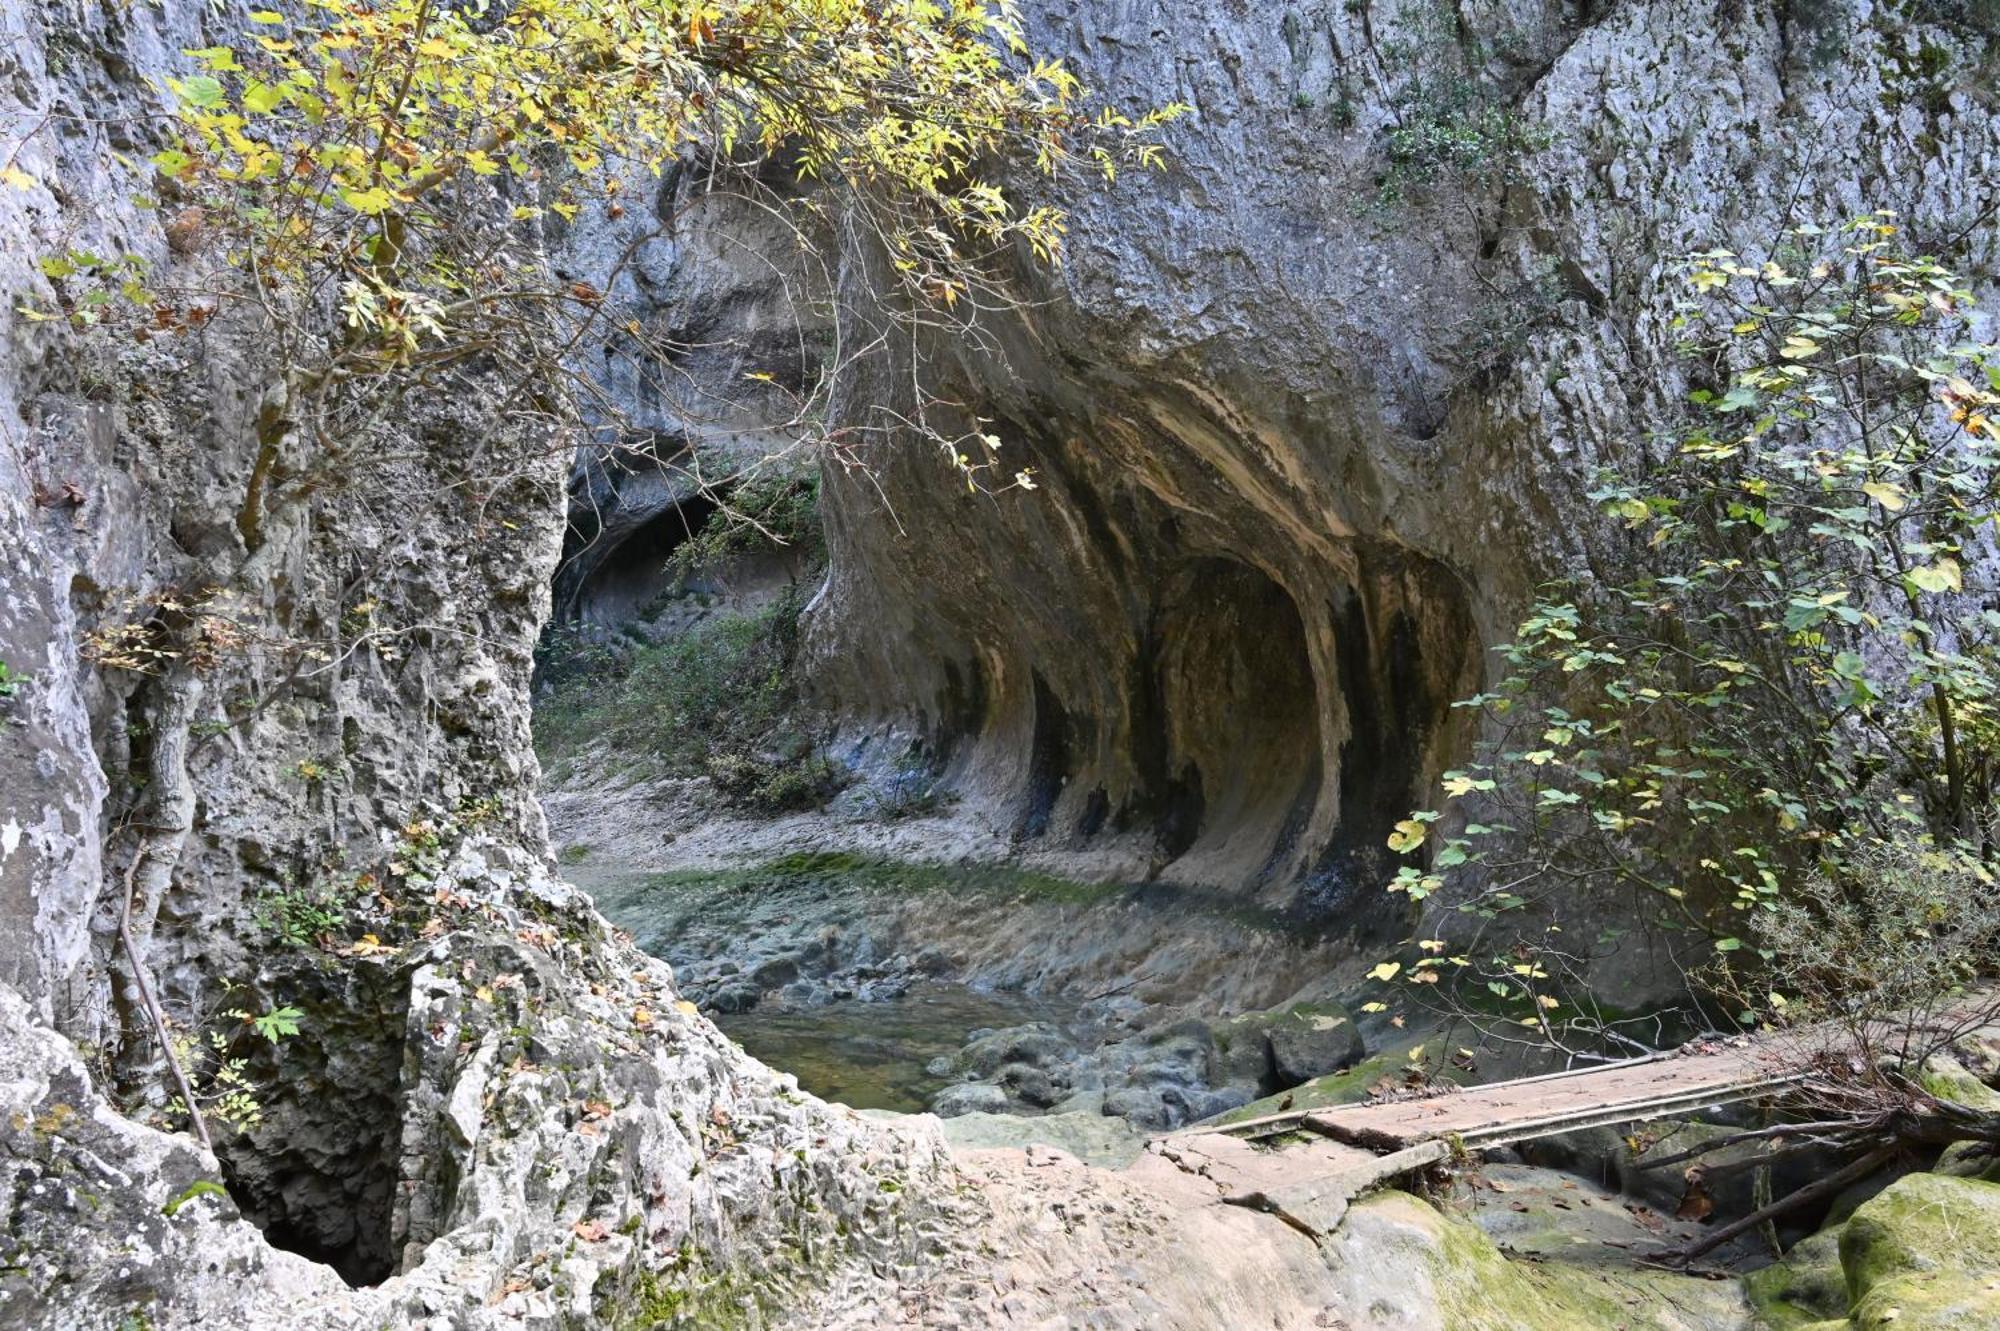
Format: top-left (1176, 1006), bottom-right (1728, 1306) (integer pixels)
top-left (1861, 481), bottom-right (1907, 511)
top-left (1386, 819), bottom-right (1428, 854)
top-left (418, 37), bottom-right (454, 58)
top-left (1, 165), bottom-right (34, 190)
top-left (1367, 962), bottom-right (1402, 983)
top-left (1780, 336), bottom-right (1821, 360)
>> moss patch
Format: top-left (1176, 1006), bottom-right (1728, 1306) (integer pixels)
top-left (1840, 1173), bottom-right (2000, 1328)
top-left (1744, 1228), bottom-right (1849, 1329)
top-left (1209, 1036), bottom-right (1457, 1125)
top-left (1344, 1192), bottom-right (1751, 1331)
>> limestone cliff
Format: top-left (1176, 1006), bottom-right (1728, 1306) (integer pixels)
top-left (798, 0), bottom-right (2000, 908)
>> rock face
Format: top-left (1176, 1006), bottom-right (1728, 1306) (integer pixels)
top-left (0, 3), bottom-right (947, 1325)
top-left (797, 0), bottom-right (2000, 921)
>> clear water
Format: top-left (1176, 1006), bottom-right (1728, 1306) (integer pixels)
top-left (715, 984), bottom-right (1066, 1112)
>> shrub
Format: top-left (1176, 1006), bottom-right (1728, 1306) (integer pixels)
top-left (1371, 215), bottom-right (2000, 1056)
top-left (1376, 1), bottom-right (1552, 204)
top-left (533, 583), bottom-right (842, 811)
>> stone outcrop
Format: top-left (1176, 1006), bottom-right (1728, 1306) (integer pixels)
top-left (0, 2), bottom-right (946, 1324)
top-left (797, 0), bottom-right (2000, 917)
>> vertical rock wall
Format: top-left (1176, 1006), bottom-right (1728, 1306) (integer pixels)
top-left (0, 5), bottom-right (950, 1326)
top-left (805, 0), bottom-right (2000, 911)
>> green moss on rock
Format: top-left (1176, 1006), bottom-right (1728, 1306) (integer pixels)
top-left (1840, 1173), bottom-right (2000, 1330)
top-left (1339, 1192), bottom-right (1752, 1331)
top-left (1744, 1228), bottom-right (1849, 1329)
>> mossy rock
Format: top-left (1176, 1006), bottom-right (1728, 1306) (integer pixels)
top-left (1839, 1173), bottom-right (2000, 1330)
top-left (1744, 1227), bottom-right (1849, 1329)
top-left (1915, 1053), bottom-right (2000, 1112)
top-left (1333, 1191), bottom-right (1752, 1330)
top-left (1207, 1037), bottom-right (1449, 1125)
top-left (1211, 1001), bottom-right (1365, 1086)
top-left (1935, 1139), bottom-right (2000, 1185)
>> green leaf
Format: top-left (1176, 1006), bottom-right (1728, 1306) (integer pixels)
top-left (251, 1005), bottom-right (304, 1042)
top-left (242, 81), bottom-right (286, 114)
top-left (177, 75), bottom-right (226, 109)
top-left (1907, 561), bottom-right (1962, 594)
top-left (340, 186), bottom-right (397, 215)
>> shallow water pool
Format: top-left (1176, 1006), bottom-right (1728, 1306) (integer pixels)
top-left (715, 984), bottom-right (1068, 1112)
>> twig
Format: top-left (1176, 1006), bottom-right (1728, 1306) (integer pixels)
top-left (1636, 1117), bottom-right (1870, 1171)
top-left (117, 845), bottom-right (213, 1155)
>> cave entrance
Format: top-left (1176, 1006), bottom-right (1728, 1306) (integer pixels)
top-left (553, 490), bottom-right (721, 627)
top-left (1307, 552), bottom-right (1476, 928)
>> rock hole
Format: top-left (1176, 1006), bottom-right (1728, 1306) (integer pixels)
top-left (553, 488), bottom-right (721, 626)
top-left (1016, 671), bottom-right (1071, 839)
top-left (215, 968), bottom-right (411, 1288)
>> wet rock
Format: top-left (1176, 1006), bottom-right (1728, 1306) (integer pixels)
top-left (962, 1024), bottom-right (1077, 1077)
top-left (1264, 1006), bottom-right (1365, 1086)
top-left (932, 1083), bottom-right (1011, 1118)
top-left (707, 981), bottom-right (764, 1014)
top-left (997, 1063), bottom-right (1061, 1109)
top-left (750, 954), bottom-right (801, 988)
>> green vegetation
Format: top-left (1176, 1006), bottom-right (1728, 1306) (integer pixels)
top-left (1375, 215), bottom-right (2000, 1054)
top-left (535, 584), bottom-right (841, 812)
top-left (1377, 1), bottom-right (1551, 205)
top-left (160, 1179), bottom-right (230, 1218)
top-left (252, 877), bottom-right (350, 947)
top-left (664, 474), bottom-right (824, 587)
top-left (0, 659), bottom-right (23, 701)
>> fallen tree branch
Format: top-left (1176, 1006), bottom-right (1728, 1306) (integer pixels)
top-left (1637, 1117), bottom-right (1875, 1172)
top-left (117, 844), bottom-right (213, 1156)
top-left (1674, 1145), bottom-right (1896, 1266)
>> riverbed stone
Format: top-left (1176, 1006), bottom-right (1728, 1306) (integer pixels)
top-left (962, 1024), bottom-right (1076, 1077)
top-left (931, 1083), bottom-right (1011, 1118)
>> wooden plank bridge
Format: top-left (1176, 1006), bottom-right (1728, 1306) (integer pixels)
top-left (1139, 1041), bottom-right (1805, 1240)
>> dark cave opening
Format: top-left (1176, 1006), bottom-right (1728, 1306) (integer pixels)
top-left (1151, 557), bottom-right (1321, 862)
top-left (1306, 556), bottom-right (1474, 928)
top-left (215, 969), bottom-right (411, 1289)
top-left (553, 490), bottom-right (722, 627)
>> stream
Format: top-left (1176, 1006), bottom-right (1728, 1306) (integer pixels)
top-left (709, 985), bottom-right (1073, 1111)
top-left (572, 857), bottom-right (1369, 1133)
